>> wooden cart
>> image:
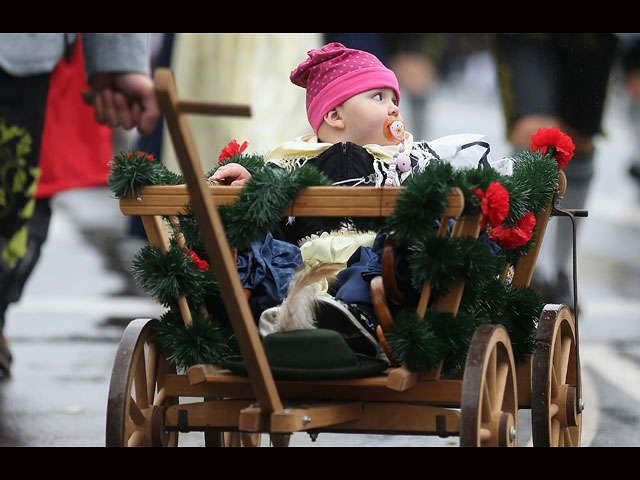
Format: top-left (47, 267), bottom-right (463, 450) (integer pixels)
top-left (105, 68), bottom-right (583, 447)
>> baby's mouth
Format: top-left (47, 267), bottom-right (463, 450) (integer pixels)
top-left (383, 116), bottom-right (406, 144)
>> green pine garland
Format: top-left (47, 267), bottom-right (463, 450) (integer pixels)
top-left (407, 234), bottom-right (506, 298)
top-left (383, 161), bottom-right (453, 244)
top-left (131, 237), bottom-right (218, 309)
top-left (108, 150), bottom-right (183, 198)
top-left (502, 150), bottom-right (559, 222)
top-left (109, 146), bottom-right (560, 372)
top-left (383, 151), bottom-right (558, 372)
top-left (153, 309), bottom-right (239, 371)
top-left (385, 309), bottom-right (445, 371)
top-left (217, 162), bottom-right (333, 250)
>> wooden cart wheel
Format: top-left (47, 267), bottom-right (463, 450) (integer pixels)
top-left (460, 324), bottom-right (518, 447)
top-left (531, 304), bottom-right (582, 447)
top-left (106, 318), bottom-right (178, 447)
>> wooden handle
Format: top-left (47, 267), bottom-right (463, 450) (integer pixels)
top-left (381, 238), bottom-right (404, 305)
top-left (370, 276), bottom-right (394, 333)
top-left (376, 325), bottom-right (399, 367)
top-left (83, 87), bottom-right (252, 118)
top-left (177, 100), bottom-right (251, 117)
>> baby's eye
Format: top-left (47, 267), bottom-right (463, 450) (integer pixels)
top-left (372, 92), bottom-right (383, 101)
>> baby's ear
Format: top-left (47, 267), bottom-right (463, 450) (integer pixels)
top-left (323, 109), bottom-right (345, 129)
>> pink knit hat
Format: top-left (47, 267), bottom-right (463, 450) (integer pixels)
top-left (290, 43), bottom-right (400, 133)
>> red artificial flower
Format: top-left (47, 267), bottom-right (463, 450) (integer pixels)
top-left (489, 211), bottom-right (537, 250)
top-left (137, 151), bottom-right (155, 162)
top-left (218, 139), bottom-right (248, 164)
top-left (529, 127), bottom-right (575, 168)
top-left (125, 150), bottom-right (155, 163)
top-left (471, 181), bottom-right (510, 231)
top-left (184, 248), bottom-right (209, 272)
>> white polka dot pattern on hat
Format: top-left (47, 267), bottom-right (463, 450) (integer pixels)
top-left (290, 43), bottom-right (388, 111)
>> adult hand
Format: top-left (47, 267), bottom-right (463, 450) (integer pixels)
top-left (89, 72), bottom-right (160, 136)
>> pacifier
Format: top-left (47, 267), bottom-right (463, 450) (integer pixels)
top-left (383, 117), bottom-right (412, 186)
top-left (383, 117), bottom-right (407, 144)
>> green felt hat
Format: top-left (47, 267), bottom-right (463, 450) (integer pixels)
top-left (222, 329), bottom-right (388, 380)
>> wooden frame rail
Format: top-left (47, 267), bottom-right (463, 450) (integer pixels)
top-left (119, 185), bottom-right (461, 218)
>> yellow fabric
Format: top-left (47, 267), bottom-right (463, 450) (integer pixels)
top-left (264, 132), bottom-right (416, 171)
top-left (299, 230), bottom-right (377, 295)
top-left (161, 33), bottom-right (322, 174)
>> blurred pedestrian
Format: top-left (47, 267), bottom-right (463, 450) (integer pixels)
top-left (159, 33), bottom-right (322, 175)
top-left (618, 34), bottom-right (640, 185)
top-left (494, 33), bottom-right (619, 306)
top-left (0, 33), bottom-right (159, 374)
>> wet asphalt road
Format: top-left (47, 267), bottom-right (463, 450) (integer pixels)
top-left (1, 62), bottom-right (640, 447)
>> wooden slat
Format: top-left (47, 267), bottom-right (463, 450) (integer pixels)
top-left (163, 397), bottom-right (459, 437)
top-left (140, 215), bottom-right (192, 325)
top-left (512, 171), bottom-right (565, 288)
top-left (431, 211), bottom-right (483, 315)
top-left (119, 185), bottom-right (241, 216)
top-left (172, 370), bottom-right (464, 406)
top-left (322, 401), bottom-right (460, 436)
top-left (415, 187), bottom-right (466, 320)
top-left (178, 100), bottom-right (251, 117)
top-left (120, 185), bottom-right (464, 218)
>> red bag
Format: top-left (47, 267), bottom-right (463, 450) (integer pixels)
top-left (36, 34), bottom-right (113, 199)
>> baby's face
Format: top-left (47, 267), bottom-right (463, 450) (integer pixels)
top-left (337, 87), bottom-right (403, 146)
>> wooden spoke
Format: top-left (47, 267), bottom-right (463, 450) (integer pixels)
top-left (551, 419), bottom-right (561, 444)
top-left (129, 397), bottom-right (146, 426)
top-left (494, 362), bottom-right (510, 413)
top-left (146, 343), bottom-right (159, 404)
top-left (559, 336), bottom-right (572, 384)
top-left (481, 382), bottom-right (493, 422)
top-left (153, 387), bottom-right (166, 407)
top-left (134, 348), bottom-right (149, 409)
top-left (532, 305), bottom-right (582, 447)
top-left (106, 319), bottom-right (178, 447)
top-left (127, 430), bottom-right (145, 447)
